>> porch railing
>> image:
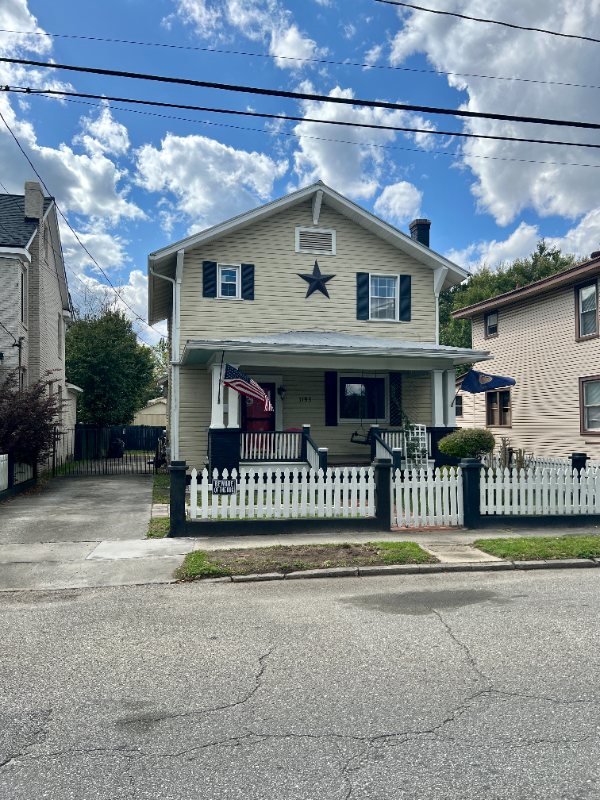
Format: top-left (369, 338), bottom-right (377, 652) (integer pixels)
top-left (241, 431), bottom-right (303, 462)
top-left (370, 425), bottom-right (428, 468)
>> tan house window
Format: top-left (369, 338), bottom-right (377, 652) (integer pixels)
top-left (580, 377), bottom-right (600, 433)
top-left (575, 281), bottom-right (598, 340)
top-left (217, 264), bottom-right (240, 299)
top-left (486, 389), bottom-right (511, 427)
top-left (455, 395), bottom-right (463, 417)
top-left (484, 311), bottom-right (498, 338)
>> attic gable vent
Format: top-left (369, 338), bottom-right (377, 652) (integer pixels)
top-left (295, 226), bottom-right (336, 256)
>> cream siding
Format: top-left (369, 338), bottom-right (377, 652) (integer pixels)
top-left (178, 201), bottom-right (436, 354)
top-left (457, 278), bottom-right (600, 459)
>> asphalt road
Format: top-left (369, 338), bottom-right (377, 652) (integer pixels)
top-left (0, 475), bottom-right (153, 544)
top-left (1, 569), bottom-right (600, 799)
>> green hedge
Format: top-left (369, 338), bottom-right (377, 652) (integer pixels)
top-left (438, 428), bottom-right (495, 459)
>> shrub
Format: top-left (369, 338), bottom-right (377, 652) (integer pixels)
top-left (438, 428), bottom-right (495, 459)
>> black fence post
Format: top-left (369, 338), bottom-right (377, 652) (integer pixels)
top-left (370, 424), bottom-right (379, 463)
top-left (392, 447), bottom-right (403, 474)
top-left (168, 460), bottom-right (188, 537)
top-left (318, 447), bottom-right (328, 471)
top-left (460, 458), bottom-right (482, 529)
top-left (570, 452), bottom-right (588, 474)
top-left (301, 424), bottom-right (309, 462)
top-left (52, 426), bottom-right (57, 477)
top-left (7, 452), bottom-right (14, 490)
top-left (374, 457), bottom-right (392, 531)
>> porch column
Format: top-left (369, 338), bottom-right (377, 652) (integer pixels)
top-left (227, 386), bottom-right (240, 428)
top-left (443, 369), bottom-right (456, 427)
top-left (210, 365), bottom-right (225, 429)
top-left (430, 370), bottom-right (445, 427)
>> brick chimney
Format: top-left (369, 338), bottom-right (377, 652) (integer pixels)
top-left (409, 218), bottom-right (431, 248)
top-left (24, 180), bottom-right (44, 220)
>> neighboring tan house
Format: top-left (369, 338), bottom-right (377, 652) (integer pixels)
top-left (0, 180), bottom-right (80, 430)
top-left (147, 181), bottom-right (491, 472)
top-left (133, 397), bottom-right (167, 427)
top-left (452, 253), bottom-right (600, 459)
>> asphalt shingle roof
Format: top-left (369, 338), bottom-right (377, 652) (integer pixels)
top-left (0, 194), bottom-right (53, 248)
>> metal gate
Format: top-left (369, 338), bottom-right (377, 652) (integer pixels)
top-left (46, 425), bottom-right (165, 476)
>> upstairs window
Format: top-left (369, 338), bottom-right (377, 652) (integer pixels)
top-left (217, 264), bottom-right (240, 299)
top-left (295, 227), bottom-right (336, 255)
top-left (576, 282), bottom-right (598, 340)
top-left (370, 275), bottom-right (398, 320)
top-left (485, 311), bottom-right (498, 338)
top-left (581, 377), bottom-right (600, 432)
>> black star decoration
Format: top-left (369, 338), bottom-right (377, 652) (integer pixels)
top-left (297, 260), bottom-right (335, 299)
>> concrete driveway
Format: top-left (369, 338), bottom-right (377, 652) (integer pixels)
top-left (0, 475), bottom-right (153, 544)
top-left (1, 568), bottom-right (599, 799)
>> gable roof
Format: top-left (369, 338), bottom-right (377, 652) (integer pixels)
top-left (0, 194), bottom-right (53, 248)
top-left (451, 254), bottom-right (600, 320)
top-left (148, 181), bottom-right (469, 324)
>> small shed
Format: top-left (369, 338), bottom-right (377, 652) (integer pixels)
top-left (133, 397), bottom-right (167, 427)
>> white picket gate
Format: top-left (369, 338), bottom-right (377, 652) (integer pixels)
top-left (0, 454), bottom-right (8, 492)
top-left (189, 466), bottom-right (375, 520)
top-left (393, 466), bottom-right (463, 528)
top-left (481, 465), bottom-right (600, 515)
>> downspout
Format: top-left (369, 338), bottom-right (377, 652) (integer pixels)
top-left (433, 266), bottom-right (448, 347)
top-left (149, 250), bottom-right (184, 461)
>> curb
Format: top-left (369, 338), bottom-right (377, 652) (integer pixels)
top-left (200, 558), bottom-right (600, 583)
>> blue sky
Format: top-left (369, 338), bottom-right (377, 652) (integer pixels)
top-left (2, 0), bottom-right (600, 344)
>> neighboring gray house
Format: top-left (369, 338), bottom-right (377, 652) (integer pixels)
top-left (0, 180), bottom-right (80, 429)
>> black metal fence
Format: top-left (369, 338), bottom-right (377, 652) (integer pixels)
top-left (43, 425), bottom-right (165, 476)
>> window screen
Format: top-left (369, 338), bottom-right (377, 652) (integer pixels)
top-left (583, 380), bottom-right (600, 430)
top-left (579, 285), bottom-right (597, 337)
top-left (339, 377), bottom-right (385, 420)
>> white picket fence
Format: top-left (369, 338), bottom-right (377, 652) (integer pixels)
top-left (393, 467), bottom-right (463, 528)
top-left (481, 466), bottom-right (600, 515)
top-left (189, 466), bottom-right (375, 520)
top-left (0, 454), bottom-right (8, 492)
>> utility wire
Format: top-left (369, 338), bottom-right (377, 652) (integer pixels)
top-left (375, 0), bottom-right (600, 44)
top-left (8, 85), bottom-right (600, 152)
top-left (0, 319), bottom-right (18, 345)
top-left (1, 25), bottom-right (598, 91)
top-left (3, 55), bottom-right (600, 132)
top-left (30, 92), bottom-right (600, 170)
top-left (0, 117), bottom-right (160, 341)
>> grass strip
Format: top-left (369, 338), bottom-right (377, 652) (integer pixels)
top-left (153, 473), bottom-right (170, 504)
top-left (474, 535), bottom-right (600, 561)
top-left (148, 517), bottom-right (170, 538)
top-left (175, 540), bottom-right (435, 581)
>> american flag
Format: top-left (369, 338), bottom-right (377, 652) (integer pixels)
top-left (223, 363), bottom-right (274, 412)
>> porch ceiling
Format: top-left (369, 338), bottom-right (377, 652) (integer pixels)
top-left (180, 330), bottom-right (491, 368)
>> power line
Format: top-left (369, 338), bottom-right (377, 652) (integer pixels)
top-left (1, 25), bottom-right (598, 91)
top-left (375, 0), bottom-right (600, 44)
top-left (27, 92), bottom-right (600, 170)
top-left (0, 120), bottom-right (160, 342)
top-left (8, 85), bottom-right (600, 152)
top-left (3, 55), bottom-right (600, 132)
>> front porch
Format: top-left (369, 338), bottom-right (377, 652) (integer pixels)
top-left (174, 331), bottom-right (491, 473)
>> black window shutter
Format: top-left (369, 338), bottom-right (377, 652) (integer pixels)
top-left (356, 273), bottom-right (369, 320)
top-left (241, 264), bottom-right (255, 300)
top-left (202, 261), bottom-right (217, 298)
top-left (399, 275), bottom-right (411, 321)
top-left (325, 371), bottom-right (338, 426)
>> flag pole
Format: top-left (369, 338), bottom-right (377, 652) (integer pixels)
top-left (217, 350), bottom-right (225, 404)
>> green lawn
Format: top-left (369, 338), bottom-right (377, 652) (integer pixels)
top-left (175, 540), bottom-right (434, 581)
top-left (474, 535), bottom-right (600, 561)
top-left (153, 473), bottom-right (170, 504)
top-left (147, 518), bottom-right (170, 538)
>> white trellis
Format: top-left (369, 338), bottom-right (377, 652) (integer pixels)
top-left (189, 465), bottom-right (375, 520)
top-left (480, 465), bottom-right (600, 515)
top-left (393, 466), bottom-right (463, 528)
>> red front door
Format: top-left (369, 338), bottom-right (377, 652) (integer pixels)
top-left (242, 383), bottom-right (276, 432)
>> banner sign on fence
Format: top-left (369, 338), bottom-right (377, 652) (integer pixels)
top-left (212, 479), bottom-right (237, 495)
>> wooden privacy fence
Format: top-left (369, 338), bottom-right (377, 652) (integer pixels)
top-left (393, 467), bottom-right (464, 527)
top-left (189, 466), bottom-right (375, 520)
top-left (480, 466), bottom-right (600, 515)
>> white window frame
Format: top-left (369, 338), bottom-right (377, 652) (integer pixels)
top-left (338, 372), bottom-right (389, 424)
top-left (295, 227), bottom-right (336, 256)
top-left (58, 313), bottom-right (63, 359)
top-left (217, 263), bottom-right (241, 300)
top-left (369, 273), bottom-right (399, 322)
top-left (20, 267), bottom-right (27, 327)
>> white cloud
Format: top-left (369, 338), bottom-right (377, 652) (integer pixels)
top-left (73, 102), bottom-right (130, 157)
top-left (0, 0), bottom-right (51, 57)
top-left (60, 221), bottom-right (130, 273)
top-left (172, 0), bottom-right (323, 68)
top-left (342, 23), bottom-right (356, 39)
top-left (374, 181), bottom-right (422, 226)
top-left (388, 0), bottom-right (600, 226)
top-left (363, 43), bottom-right (384, 68)
top-left (135, 132), bottom-right (288, 231)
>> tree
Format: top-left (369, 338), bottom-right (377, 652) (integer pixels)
top-left (0, 370), bottom-right (63, 465)
top-left (150, 339), bottom-right (169, 393)
top-left (439, 241), bottom-right (582, 355)
top-left (65, 307), bottom-right (156, 426)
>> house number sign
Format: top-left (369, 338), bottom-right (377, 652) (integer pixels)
top-left (212, 479), bottom-right (237, 495)
top-left (299, 396), bottom-right (312, 403)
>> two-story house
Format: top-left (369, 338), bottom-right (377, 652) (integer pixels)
top-left (0, 180), bottom-right (80, 429)
top-left (147, 181), bottom-right (491, 473)
top-left (452, 253), bottom-right (600, 459)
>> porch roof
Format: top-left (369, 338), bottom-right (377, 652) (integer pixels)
top-left (180, 330), bottom-right (491, 367)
